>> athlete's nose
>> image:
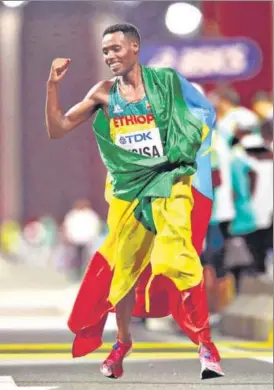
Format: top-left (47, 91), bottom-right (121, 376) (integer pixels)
top-left (106, 52), bottom-right (116, 64)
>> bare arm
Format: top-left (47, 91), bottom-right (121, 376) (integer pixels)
top-left (45, 58), bottom-right (108, 139)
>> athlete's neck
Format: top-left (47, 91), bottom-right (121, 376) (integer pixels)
top-left (119, 63), bottom-right (142, 89)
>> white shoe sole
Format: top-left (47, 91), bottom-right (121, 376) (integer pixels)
top-left (100, 348), bottom-right (132, 379)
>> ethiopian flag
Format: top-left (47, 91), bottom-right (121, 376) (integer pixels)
top-left (68, 66), bottom-right (216, 357)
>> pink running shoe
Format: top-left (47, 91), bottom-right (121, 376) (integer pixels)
top-left (100, 340), bottom-right (132, 379)
top-left (199, 344), bottom-right (225, 380)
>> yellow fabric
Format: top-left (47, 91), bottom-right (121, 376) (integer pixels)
top-left (99, 176), bottom-right (203, 311)
top-left (150, 177), bottom-right (202, 287)
top-left (146, 176), bottom-right (202, 311)
top-left (99, 192), bottom-right (153, 307)
top-left (201, 124), bottom-right (212, 156)
top-left (202, 124), bottom-right (210, 143)
top-left (100, 111), bottom-right (204, 310)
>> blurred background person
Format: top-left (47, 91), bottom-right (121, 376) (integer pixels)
top-left (207, 88), bottom-right (261, 290)
top-left (209, 87), bottom-right (260, 145)
top-left (241, 134), bottom-right (273, 277)
top-left (225, 129), bottom-right (259, 291)
top-left (62, 199), bottom-right (102, 280)
top-left (223, 126), bottom-right (273, 289)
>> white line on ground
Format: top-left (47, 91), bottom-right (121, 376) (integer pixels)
top-left (252, 356), bottom-right (273, 364)
top-left (0, 376), bottom-right (58, 389)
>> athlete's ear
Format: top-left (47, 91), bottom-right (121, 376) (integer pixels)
top-left (132, 41), bottom-right (139, 55)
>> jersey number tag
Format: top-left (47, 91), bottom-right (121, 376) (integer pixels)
top-left (115, 128), bottom-right (164, 158)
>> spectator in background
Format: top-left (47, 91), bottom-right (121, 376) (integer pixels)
top-left (206, 88), bottom-right (255, 275)
top-left (208, 87), bottom-right (259, 144)
top-left (207, 88), bottom-right (260, 292)
top-left (241, 134), bottom-right (273, 277)
top-left (63, 199), bottom-right (102, 280)
top-left (208, 87), bottom-right (259, 237)
top-left (226, 131), bottom-right (258, 290)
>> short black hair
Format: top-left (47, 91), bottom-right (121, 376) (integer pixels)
top-left (103, 23), bottom-right (141, 45)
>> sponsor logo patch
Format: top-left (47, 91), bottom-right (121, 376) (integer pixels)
top-left (116, 128), bottom-right (163, 158)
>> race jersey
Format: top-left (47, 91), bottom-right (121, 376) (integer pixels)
top-left (108, 80), bottom-right (165, 158)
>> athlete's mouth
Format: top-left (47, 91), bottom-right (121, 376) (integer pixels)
top-left (109, 62), bottom-right (121, 70)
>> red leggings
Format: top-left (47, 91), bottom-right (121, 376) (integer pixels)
top-left (170, 278), bottom-right (220, 361)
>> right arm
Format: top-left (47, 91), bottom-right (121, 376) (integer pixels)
top-left (45, 58), bottom-right (108, 139)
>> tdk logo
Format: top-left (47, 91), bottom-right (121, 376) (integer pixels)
top-left (119, 136), bottom-right (127, 145)
top-left (119, 132), bottom-right (152, 144)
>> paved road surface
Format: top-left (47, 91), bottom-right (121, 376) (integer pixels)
top-left (0, 261), bottom-right (272, 389)
top-left (1, 358), bottom-right (273, 390)
top-left (0, 322), bottom-right (272, 390)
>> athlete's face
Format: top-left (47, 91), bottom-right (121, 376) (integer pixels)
top-left (102, 32), bottom-right (139, 76)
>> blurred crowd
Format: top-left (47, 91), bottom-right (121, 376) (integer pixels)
top-left (0, 199), bottom-right (108, 281)
top-left (201, 86), bottom-right (273, 312)
top-left (0, 86), bottom-right (273, 315)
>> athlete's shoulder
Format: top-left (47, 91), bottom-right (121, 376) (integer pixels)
top-left (84, 79), bottom-right (115, 105)
top-left (100, 79), bottom-right (116, 91)
top-left (87, 79), bottom-right (114, 96)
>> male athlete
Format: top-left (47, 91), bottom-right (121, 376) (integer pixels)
top-left (46, 23), bottom-right (224, 380)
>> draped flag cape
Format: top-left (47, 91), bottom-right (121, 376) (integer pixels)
top-left (68, 66), bottom-right (216, 358)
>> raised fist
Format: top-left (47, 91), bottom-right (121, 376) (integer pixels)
top-left (48, 58), bottom-right (71, 83)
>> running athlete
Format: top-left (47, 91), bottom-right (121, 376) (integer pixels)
top-left (45, 23), bottom-right (224, 381)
